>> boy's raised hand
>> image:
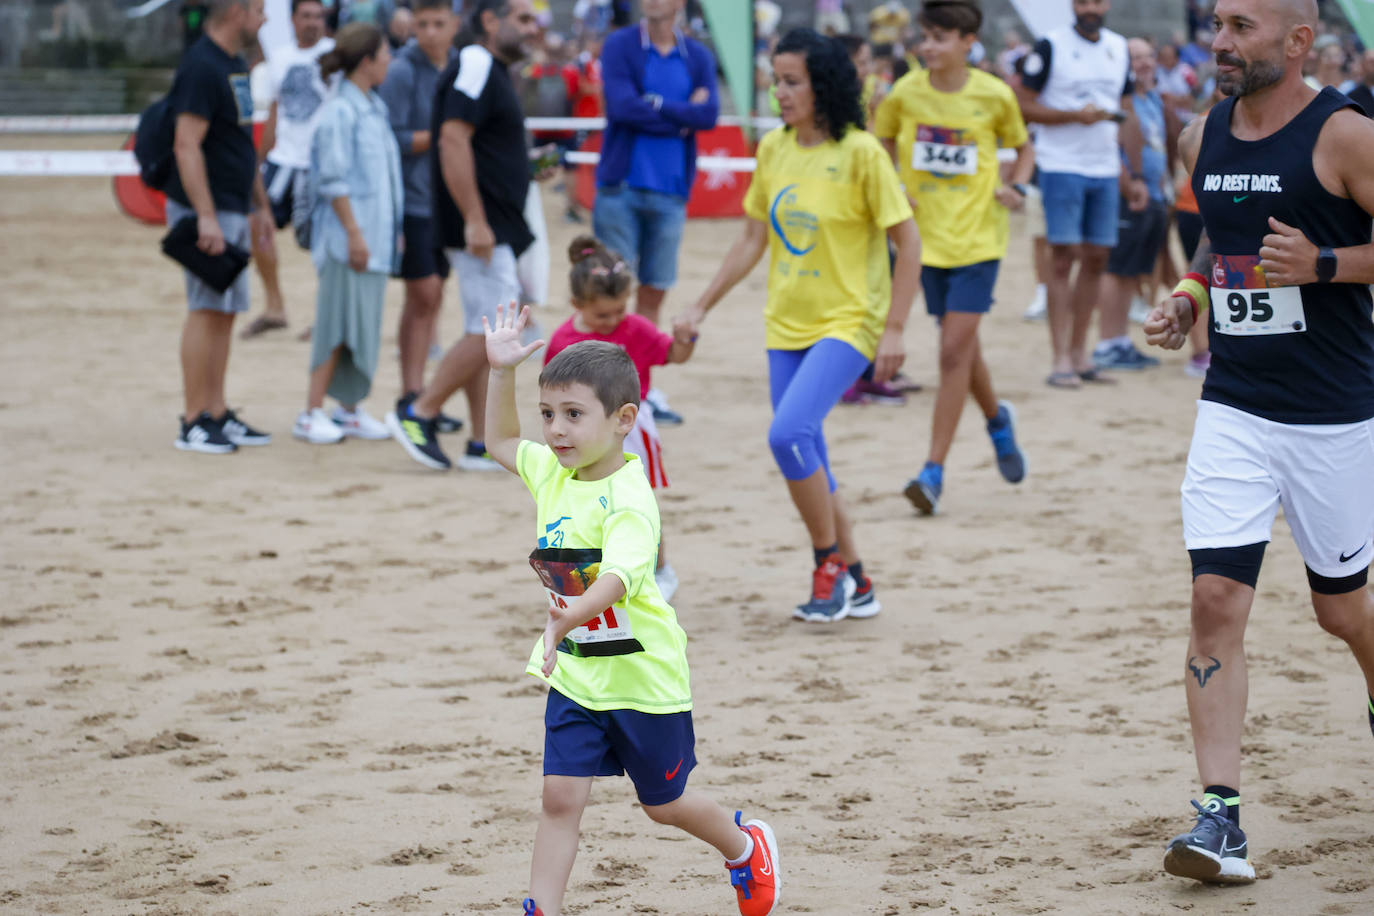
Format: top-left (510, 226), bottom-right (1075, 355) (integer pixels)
top-left (483, 301), bottom-right (545, 369)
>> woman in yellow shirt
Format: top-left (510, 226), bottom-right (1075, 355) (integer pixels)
top-left (676, 28), bottom-right (921, 623)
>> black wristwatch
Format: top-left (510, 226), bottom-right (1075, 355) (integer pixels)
top-left (1316, 246), bottom-right (1337, 283)
top-left (1011, 183), bottom-right (1030, 197)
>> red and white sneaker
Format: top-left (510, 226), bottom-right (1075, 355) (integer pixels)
top-left (793, 553), bottom-right (849, 622)
top-left (521, 899), bottom-right (544, 916)
top-left (726, 811), bottom-right (780, 916)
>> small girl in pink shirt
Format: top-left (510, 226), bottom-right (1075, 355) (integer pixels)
top-left (545, 235), bottom-right (696, 597)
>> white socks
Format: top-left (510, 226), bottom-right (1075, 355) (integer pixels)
top-left (725, 830), bottom-right (754, 867)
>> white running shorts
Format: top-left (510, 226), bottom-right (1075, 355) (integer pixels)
top-left (625, 401), bottom-right (669, 489)
top-left (1181, 400), bottom-right (1374, 578)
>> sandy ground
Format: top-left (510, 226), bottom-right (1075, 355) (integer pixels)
top-left (1, 143), bottom-right (1372, 916)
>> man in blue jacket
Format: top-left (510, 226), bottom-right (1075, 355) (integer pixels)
top-left (594, 0), bottom-right (718, 424)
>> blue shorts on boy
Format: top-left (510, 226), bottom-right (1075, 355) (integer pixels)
top-left (516, 441), bottom-right (694, 801)
top-left (545, 688), bottom-right (696, 805)
top-left (921, 259), bottom-right (1000, 318)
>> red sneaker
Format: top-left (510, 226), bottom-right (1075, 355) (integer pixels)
top-left (726, 811), bottom-right (780, 916)
top-left (793, 552), bottom-right (849, 622)
top-left (522, 899), bottom-right (544, 916)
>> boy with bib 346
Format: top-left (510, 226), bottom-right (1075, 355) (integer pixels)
top-left (479, 304), bottom-right (780, 916)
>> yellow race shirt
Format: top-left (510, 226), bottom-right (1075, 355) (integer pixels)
top-left (743, 126), bottom-right (913, 358)
top-left (874, 67), bottom-right (1029, 268)
top-left (517, 441), bottom-right (691, 714)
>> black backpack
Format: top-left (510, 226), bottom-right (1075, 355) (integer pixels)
top-left (133, 95), bottom-right (177, 190)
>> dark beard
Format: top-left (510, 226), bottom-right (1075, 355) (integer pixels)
top-left (1076, 13), bottom-right (1104, 34)
top-left (1215, 54), bottom-right (1284, 96)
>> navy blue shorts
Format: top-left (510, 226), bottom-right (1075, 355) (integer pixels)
top-left (399, 215), bottom-right (450, 281)
top-left (544, 688), bottom-right (696, 806)
top-left (922, 259), bottom-right (1000, 319)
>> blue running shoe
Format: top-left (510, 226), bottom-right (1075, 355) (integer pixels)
top-left (1163, 798), bottom-right (1255, 884)
top-left (1094, 341), bottom-right (1161, 370)
top-left (903, 462), bottom-right (942, 515)
top-left (986, 401), bottom-right (1026, 484)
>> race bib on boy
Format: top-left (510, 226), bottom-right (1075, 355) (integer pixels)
top-left (545, 589), bottom-right (638, 648)
top-left (530, 548), bottom-right (644, 657)
top-left (913, 125), bottom-right (977, 176)
top-left (1209, 254), bottom-right (1307, 336)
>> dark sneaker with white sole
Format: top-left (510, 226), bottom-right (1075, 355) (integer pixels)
top-left (386, 405), bottom-right (451, 470)
top-left (846, 572), bottom-right (882, 618)
top-left (175, 412), bottom-right (236, 454)
top-left (1163, 798), bottom-right (1255, 884)
top-left (1367, 694), bottom-right (1373, 738)
top-left (218, 409), bottom-right (271, 446)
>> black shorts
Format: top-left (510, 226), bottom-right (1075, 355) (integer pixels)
top-left (1106, 198), bottom-right (1169, 277)
top-left (260, 161), bottom-right (299, 230)
top-left (399, 215), bottom-right (450, 280)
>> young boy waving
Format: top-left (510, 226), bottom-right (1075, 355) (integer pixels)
top-left (481, 304), bottom-right (780, 916)
top-left (874, 0), bottom-right (1034, 515)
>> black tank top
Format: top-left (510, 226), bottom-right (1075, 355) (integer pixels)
top-left (1193, 87), bottom-right (1374, 424)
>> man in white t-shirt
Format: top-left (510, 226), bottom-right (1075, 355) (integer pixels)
top-left (241, 0), bottom-right (334, 338)
top-left (1014, 0), bottom-right (1148, 388)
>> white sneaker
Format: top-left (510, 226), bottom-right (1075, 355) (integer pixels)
top-left (1023, 283), bottom-right (1048, 321)
top-left (331, 405), bottom-right (389, 440)
top-left (1128, 295), bottom-right (1152, 324)
top-left (293, 408), bottom-right (344, 444)
top-left (456, 448), bottom-right (504, 471)
top-left (645, 387), bottom-right (670, 412)
top-left (655, 563), bottom-right (679, 602)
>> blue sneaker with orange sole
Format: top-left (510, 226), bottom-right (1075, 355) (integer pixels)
top-left (727, 811), bottom-right (780, 915)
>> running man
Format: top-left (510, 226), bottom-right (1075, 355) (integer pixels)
top-left (1144, 0), bottom-right (1374, 885)
top-left (873, 0), bottom-right (1032, 515)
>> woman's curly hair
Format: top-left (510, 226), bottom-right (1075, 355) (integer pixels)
top-left (774, 28), bottom-right (865, 143)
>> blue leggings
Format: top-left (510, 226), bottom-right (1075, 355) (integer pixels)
top-left (767, 339), bottom-right (871, 491)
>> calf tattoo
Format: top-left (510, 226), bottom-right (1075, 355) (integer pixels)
top-left (1188, 655), bottom-right (1222, 687)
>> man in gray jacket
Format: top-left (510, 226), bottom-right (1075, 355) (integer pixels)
top-left (379, 0), bottom-right (459, 409)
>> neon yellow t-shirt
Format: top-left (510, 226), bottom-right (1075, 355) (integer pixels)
top-left (742, 126), bottom-right (912, 358)
top-left (517, 441), bottom-right (691, 714)
top-left (873, 67), bottom-right (1029, 268)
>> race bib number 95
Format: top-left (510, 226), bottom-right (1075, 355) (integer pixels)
top-left (1209, 254), bottom-right (1307, 336)
top-left (914, 125), bottom-right (977, 176)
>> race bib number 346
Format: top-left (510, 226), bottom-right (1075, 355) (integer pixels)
top-left (913, 125), bottom-right (977, 176)
top-left (1209, 254), bottom-right (1307, 336)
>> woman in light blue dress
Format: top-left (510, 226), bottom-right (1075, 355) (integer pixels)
top-left (296, 22), bottom-right (403, 444)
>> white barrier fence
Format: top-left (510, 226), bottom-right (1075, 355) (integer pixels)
top-left (0, 113), bottom-right (1014, 177)
top-left (0, 113), bottom-right (783, 135)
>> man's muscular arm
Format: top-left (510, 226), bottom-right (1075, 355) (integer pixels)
top-left (1261, 109), bottom-right (1374, 285)
top-left (1143, 116), bottom-right (1209, 350)
top-left (1324, 109), bottom-right (1374, 284)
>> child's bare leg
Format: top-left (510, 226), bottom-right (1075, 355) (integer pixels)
top-left (530, 775), bottom-right (593, 916)
top-left (642, 789), bottom-right (749, 860)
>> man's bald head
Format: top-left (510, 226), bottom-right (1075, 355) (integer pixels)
top-left (1274, 0), bottom-right (1317, 28)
